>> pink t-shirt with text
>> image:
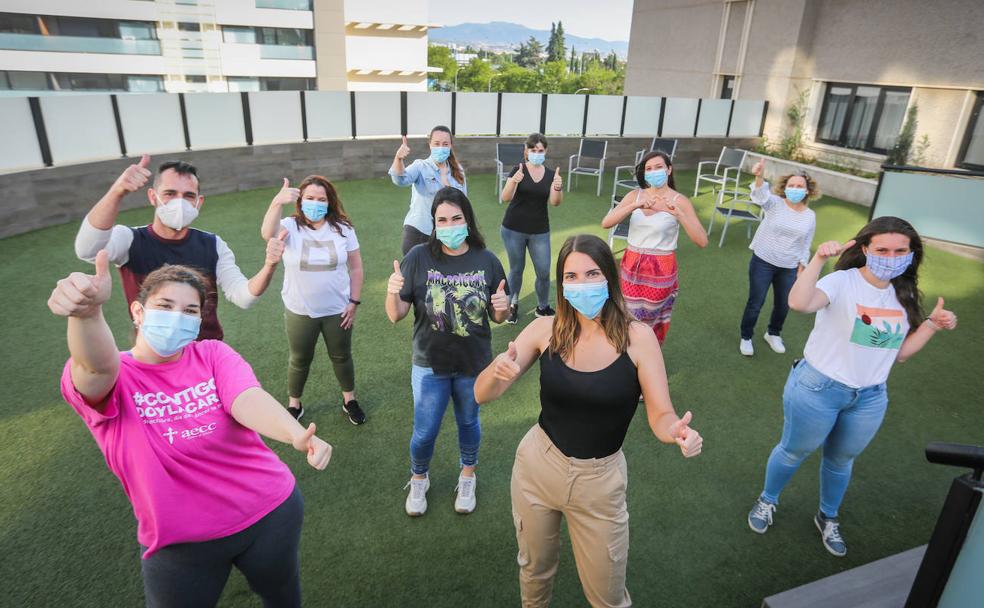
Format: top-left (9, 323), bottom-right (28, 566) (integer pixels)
top-left (60, 340), bottom-right (296, 558)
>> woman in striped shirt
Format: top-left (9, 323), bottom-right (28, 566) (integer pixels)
top-left (739, 159), bottom-right (818, 356)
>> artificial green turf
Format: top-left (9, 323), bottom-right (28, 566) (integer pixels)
top-left (0, 170), bottom-right (981, 607)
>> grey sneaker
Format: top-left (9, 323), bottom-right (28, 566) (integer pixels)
top-left (404, 474), bottom-right (430, 517)
top-left (454, 473), bottom-right (477, 514)
top-left (748, 498), bottom-right (776, 534)
top-left (815, 513), bottom-right (847, 557)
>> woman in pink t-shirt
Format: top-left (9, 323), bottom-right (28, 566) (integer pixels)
top-left (49, 253), bottom-right (332, 608)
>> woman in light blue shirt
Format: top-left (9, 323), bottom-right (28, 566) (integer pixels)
top-left (388, 125), bottom-right (468, 255)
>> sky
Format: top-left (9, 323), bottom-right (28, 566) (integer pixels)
top-left (427, 0), bottom-right (635, 42)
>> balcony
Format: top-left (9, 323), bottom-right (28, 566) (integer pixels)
top-left (258, 44), bottom-right (314, 60)
top-left (255, 0), bottom-right (312, 9)
top-left (0, 33), bottom-right (161, 56)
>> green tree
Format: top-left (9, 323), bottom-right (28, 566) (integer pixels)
top-left (886, 103), bottom-right (919, 166)
top-left (427, 44), bottom-right (457, 91)
top-left (456, 57), bottom-right (496, 92)
top-left (547, 21), bottom-right (566, 63)
top-left (569, 46), bottom-right (577, 72)
top-left (515, 36), bottom-right (544, 68)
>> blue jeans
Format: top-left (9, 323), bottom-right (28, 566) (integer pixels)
top-left (760, 360), bottom-right (888, 518)
top-left (500, 226), bottom-right (551, 309)
top-left (409, 365), bottom-right (481, 475)
top-left (740, 253), bottom-right (798, 340)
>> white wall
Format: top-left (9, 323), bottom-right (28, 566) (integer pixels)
top-left (696, 99), bottom-right (731, 137)
top-left (116, 94), bottom-right (186, 155)
top-left (661, 98), bottom-right (700, 137)
top-left (219, 44), bottom-right (316, 78)
top-left (1, 0), bottom-right (157, 20)
top-left (454, 93), bottom-right (497, 136)
top-left (344, 0), bottom-right (428, 24)
top-left (623, 96), bottom-right (662, 136)
top-left (586, 95), bottom-right (624, 136)
top-left (0, 97), bottom-right (44, 173)
top-left (500, 93), bottom-right (541, 136)
top-left (407, 92), bottom-right (452, 136)
top-left (354, 91), bottom-right (400, 136)
top-left (545, 95), bottom-right (583, 136)
top-left (0, 50), bottom-right (168, 75)
top-left (214, 0), bottom-right (314, 28)
top-left (249, 91), bottom-right (304, 145)
top-left (183, 93), bottom-right (246, 150)
top-left (344, 36), bottom-right (429, 72)
top-left (41, 95), bottom-right (120, 164)
top-left (305, 91), bottom-right (352, 140)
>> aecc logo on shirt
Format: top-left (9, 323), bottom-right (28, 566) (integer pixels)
top-left (162, 423), bottom-right (218, 445)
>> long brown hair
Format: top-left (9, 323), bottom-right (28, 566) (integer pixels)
top-left (548, 234), bottom-right (632, 361)
top-left (427, 187), bottom-right (486, 259)
top-left (291, 175), bottom-right (353, 234)
top-left (431, 125), bottom-right (465, 185)
top-left (834, 216), bottom-right (925, 332)
top-left (635, 150), bottom-right (677, 191)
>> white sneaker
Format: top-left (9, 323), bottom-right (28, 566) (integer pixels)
top-left (763, 333), bottom-right (786, 354)
top-left (740, 339), bottom-right (754, 356)
top-left (454, 473), bottom-right (477, 514)
top-left (404, 474), bottom-right (429, 517)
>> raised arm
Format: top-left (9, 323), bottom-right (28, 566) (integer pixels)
top-left (489, 279), bottom-right (510, 324)
top-left (748, 159), bottom-right (780, 210)
top-left (231, 387), bottom-right (331, 470)
top-left (788, 239), bottom-right (855, 312)
top-left (665, 195), bottom-right (708, 248)
top-left (549, 168), bottom-right (564, 206)
top-left (500, 163), bottom-right (524, 203)
top-left (75, 155), bottom-right (152, 264)
top-left (897, 297), bottom-right (957, 362)
top-left (260, 178), bottom-right (299, 240)
top-left (47, 251), bottom-right (119, 406)
top-left (389, 136), bottom-right (415, 185)
top-left (631, 323), bottom-right (702, 457)
top-left (601, 189), bottom-right (643, 229)
top-left (475, 316), bottom-right (549, 404)
top-left (385, 259), bottom-right (412, 323)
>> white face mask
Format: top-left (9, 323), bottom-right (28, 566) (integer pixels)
top-left (154, 192), bottom-right (199, 230)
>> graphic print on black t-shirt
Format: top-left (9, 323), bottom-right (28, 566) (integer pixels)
top-left (425, 268), bottom-right (489, 337)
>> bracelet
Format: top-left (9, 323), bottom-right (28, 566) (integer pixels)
top-left (924, 318), bottom-right (940, 331)
top-left (552, 186), bottom-right (562, 191)
top-left (349, 297), bottom-right (361, 306)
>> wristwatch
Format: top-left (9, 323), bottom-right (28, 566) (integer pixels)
top-left (349, 297), bottom-right (361, 306)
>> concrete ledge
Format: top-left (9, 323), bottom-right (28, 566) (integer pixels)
top-left (744, 152), bottom-right (879, 207)
top-left (762, 545), bottom-right (925, 608)
top-left (0, 136), bottom-right (758, 239)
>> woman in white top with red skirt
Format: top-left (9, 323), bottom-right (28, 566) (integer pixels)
top-left (602, 151), bottom-right (708, 344)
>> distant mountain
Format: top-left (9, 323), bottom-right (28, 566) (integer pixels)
top-left (431, 21), bottom-right (628, 59)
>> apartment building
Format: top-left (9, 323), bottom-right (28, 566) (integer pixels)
top-left (624, 0), bottom-right (984, 171)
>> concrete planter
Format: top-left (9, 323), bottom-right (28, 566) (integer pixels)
top-left (742, 152), bottom-right (878, 207)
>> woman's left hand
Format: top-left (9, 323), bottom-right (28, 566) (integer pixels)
top-left (664, 198), bottom-right (682, 218)
top-left (292, 422), bottom-right (333, 470)
top-left (340, 302), bottom-right (357, 329)
top-left (552, 169), bottom-right (563, 191)
top-left (491, 280), bottom-right (509, 313)
top-left (928, 297), bottom-right (957, 330)
top-left (668, 411), bottom-right (702, 458)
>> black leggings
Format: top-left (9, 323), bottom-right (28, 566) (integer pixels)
top-left (141, 485), bottom-right (304, 608)
top-left (401, 225), bottom-right (430, 256)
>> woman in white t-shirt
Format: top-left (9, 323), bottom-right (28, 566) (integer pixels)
top-left (746, 216), bottom-right (957, 558)
top-left (739, 159), bottom-right (818, 356)
top-left (261, 175), bottom-right (366, 425)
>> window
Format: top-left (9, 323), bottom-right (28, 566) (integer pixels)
top-left (178, 22), bottom-right (201, 32)
top-left (259, 77), bottom-right (314, 91)
top-left (257, 27), bottom-right (311, 46)
top-left (222, 26), bottom-right (256, 43)
top-left (185, 75), bottom-right (207, 83)
top-left (0, 13), bottom-right (40, 34)
top-left (2, 70), bottom-right (51, 90)
top-left (227, 76), bottom-right (260, 92)
top-left (958, 92), bottom-right (984, 171)
top-left (126, 75), bottom-right (164, 92)
top-left (720, 75), bottom-right (735, 100)
top-left (52, 73), bottom-right (127, 91)
top-left (816, 83), bottom-right (912, 154)
top-left (118, 22), bottom-right (157, 40)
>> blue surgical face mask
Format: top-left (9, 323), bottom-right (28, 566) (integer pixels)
top-left (301, 199), bottom-right (328, 222)
top-left (866, 251), bottom-right (914, 281)
top-left (527, 152), bottom-right (546, 166)
top-left (430, 146), bottom-right (451, 164)
top-left (645, 169), bottom-right (668, 188)
top-left (435, 224), bottom-right (468, 249)
top-left (785, 187), bottom-right (808, 203)
top-left (140, 307), bottom-right (201, 357)
top-left (563, 281), bottom-right (609, 319)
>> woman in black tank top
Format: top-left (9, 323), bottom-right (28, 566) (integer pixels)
top-left (475, 234), bottom-right (703, 607)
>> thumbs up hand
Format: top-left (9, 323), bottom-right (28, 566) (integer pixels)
top-left (387, 259), bottom-right (405, 295)
top-left (493, 341), bottom-right (522, 382)
top-left (48, 250), bottom-right (113, 318)
top-left (273, 178), bottom-right (301, 207)
top-left (752, 158), bottom-right (765, 177)
top-left (396, 136), bottom-right (411, 160)
top-left (111, 154), bottom-right (152, 197)
top-left (491, 279), bottom-right (509, 313)
top-left (815, 239), bottom-right (856, 261)
top-left (927, 297), bottom-right (957, 330)
top-left (552, 168), bottom-right (563, 191)
top-left (511, 163), bottom-right (525, 184)
top-left (265, 228), bottom-right (288, 266)
top-left (292, 422), bottom-right (332, 470)
top-left (668, 411), bottom-right (703, 458)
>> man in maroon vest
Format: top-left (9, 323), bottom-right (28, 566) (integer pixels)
top-left (74, 155), bottom-right (287, 340)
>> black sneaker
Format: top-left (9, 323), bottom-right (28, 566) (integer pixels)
top-left (342, 400), bottom-right (367, 425)
top-left (287, 404), bottom-right (304, 420)
top-left (535, 306), bottom-right (556, 317)
top-left (506, 304), bottom-right (519, 324)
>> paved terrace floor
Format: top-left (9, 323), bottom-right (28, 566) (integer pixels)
top-left (1, 170), bottom-right (980, 606)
